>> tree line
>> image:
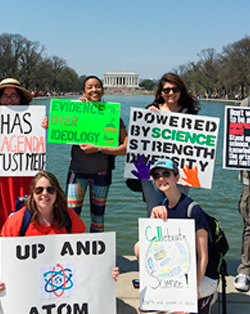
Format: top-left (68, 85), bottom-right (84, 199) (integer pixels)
top-left (2, 33), bottom-right (250, 98)
top-left (141, 36), bottom-right (250, 99)
top-left (0, 33), bottom-right (85, 93)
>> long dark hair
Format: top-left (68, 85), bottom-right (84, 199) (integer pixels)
top-left (0, 87), bottom-right (28, 105)
top-left (152, 73), bottom-right (200, 114)
top-left (26, 171), bottom-right (68, 228)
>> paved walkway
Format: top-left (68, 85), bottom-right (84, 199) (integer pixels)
top-left (116, 256), bottom-right (250, 314)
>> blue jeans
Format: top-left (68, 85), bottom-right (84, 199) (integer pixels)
top-left (141, 180), bottom-right (189, 217)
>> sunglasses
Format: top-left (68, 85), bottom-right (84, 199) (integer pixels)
top-left (34, 186), bottom-right (56, 195)
top-left (162, 87), bottom-right (180, 94)
top-left (152, 170), bottom-right (172, 180)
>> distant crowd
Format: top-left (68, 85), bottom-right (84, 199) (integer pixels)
top-left (194, 92), bottom-right (244, 100)
top-left (31, 90), bottom-right (81, 98)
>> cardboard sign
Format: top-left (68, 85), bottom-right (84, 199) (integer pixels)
top-left (0, 106), bottom-right (46, 176)
top-left (124, 107), bottom-right (220, 189)
top-left (139, 218), bottom-right (197, 313)
top-left (223, 106), bottom-right (250, 169)
top-left (47, 99), bottom-right (120, 147)
top-left (0, 232), bottom-right (116, 314)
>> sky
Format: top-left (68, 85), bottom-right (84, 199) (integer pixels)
top-left (1, 0), bottom-right (250, 80)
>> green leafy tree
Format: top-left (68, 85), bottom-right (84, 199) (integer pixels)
top-left (219, 36), bottom-right (250, 98)
top-left (0, 33), bottom-right (84, 93)
top-left (140, 79), bottom-right (156, 91)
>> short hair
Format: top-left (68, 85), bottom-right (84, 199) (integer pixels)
top-left (82, 75), bottom-right (103, 91)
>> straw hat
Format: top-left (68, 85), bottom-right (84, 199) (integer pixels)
top-left (0, 78), bottom-right (33, 104)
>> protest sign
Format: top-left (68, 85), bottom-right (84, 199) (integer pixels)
top-left (139, 218), bottom-right (197, 313)
top-left (0, 106), bottom-right (46, 176)
top-left (124, 107), bottom-right (220, 189)
top-left (0, 232), bottom-right (116, 314)
top-left (223, 106), bottom-right (250, 169)
top-left (47, 99), bottom-right (120, 147)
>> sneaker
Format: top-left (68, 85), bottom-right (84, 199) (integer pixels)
top-left (234, 274), bottom-right (250, 292)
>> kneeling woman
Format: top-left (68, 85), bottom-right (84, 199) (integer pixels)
top-left (134, 159), bottom-right (218, 314)
top-left (0, 170), bottom-right (87, 295)
top-left (0, 170), bottom-right (118, 294)
top-left (1, 170), bottom-right (87, 236)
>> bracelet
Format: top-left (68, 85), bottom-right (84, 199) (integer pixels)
top-left (97, 146), bottom-right (102, 153)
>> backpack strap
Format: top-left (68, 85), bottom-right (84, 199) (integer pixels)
top-left (187, 201), bottom-right (214, 245)
top-left (65, 212), bottom-right (72, 234)
top-left (162, 198), bottom-right (168, 206)
top-left (186, 201), bottom-right (198, 218)
top-left (19, 207), bottom-right (32, 237)
top-left (15, 195), bottom-right (29, 212)
top-left (19, 209), bottom-right (72, 235)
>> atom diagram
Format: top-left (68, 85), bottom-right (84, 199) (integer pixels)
top-left (43, 263), bottom-right (73, 297)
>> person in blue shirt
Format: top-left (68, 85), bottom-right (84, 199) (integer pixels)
top-left (134, 158), bottom-right (218, 314)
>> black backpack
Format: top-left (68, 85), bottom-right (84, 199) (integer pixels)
top-left (14, 195), bottom-right (72, 236)
top-left (187, 201), bottom-right (229, 273)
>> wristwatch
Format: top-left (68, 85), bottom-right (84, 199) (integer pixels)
top-left (97, 146), bottom-right (102, 153)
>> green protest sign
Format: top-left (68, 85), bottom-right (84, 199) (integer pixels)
top-left (47, 99), bottom-right (120, 146)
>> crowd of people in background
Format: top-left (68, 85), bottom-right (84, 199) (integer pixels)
top-left (31, 90), bottom-right (81, 97)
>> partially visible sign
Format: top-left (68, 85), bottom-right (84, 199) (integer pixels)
top-left (48, 99), bottom-right (120, 146)
top-left (139, 218), bottom-right (197, 313)
top-left (0, 105), bottom-right (46, 176)
top-left (124, 107), bottom-right (220, 189)
top-left (1, 232), bottom-right (116, 314)
top-left (223, 106), bottom-right (250, 169)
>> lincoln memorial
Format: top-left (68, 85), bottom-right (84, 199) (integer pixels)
top-left (103, 71), bottom-right (139, 87)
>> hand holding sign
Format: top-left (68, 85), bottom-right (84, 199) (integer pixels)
top-left (131, 156), bottom-right (151, 180)
top-left (79, 143), bottom-right (98, 154)
top-left (112, 266), bottom-right (119, 281)
top-left (41, 117), bottom-right (49, 129)
top-left (181, 165), bottom-right (201, 188)
top-left (0, 281), bottom-right (5, 293)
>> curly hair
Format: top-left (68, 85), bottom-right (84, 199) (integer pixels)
top-left (152, 73), bottom-right (200, 114)
top-left (26, 171), bottom-right (68, 229)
